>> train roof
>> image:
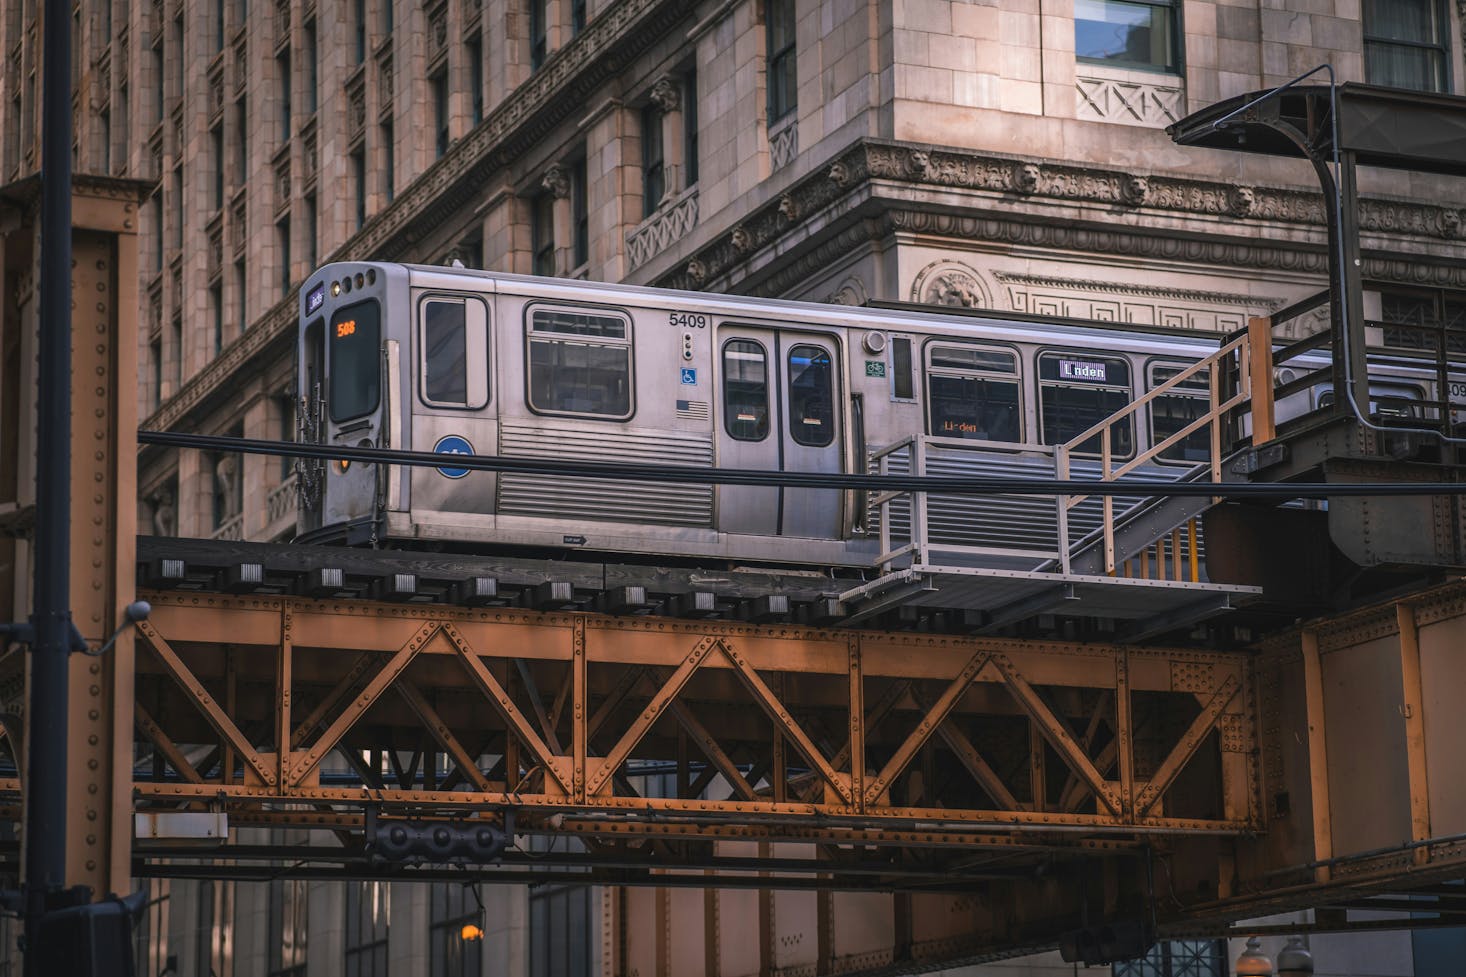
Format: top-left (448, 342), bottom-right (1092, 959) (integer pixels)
top-left (312, 261), bottom-right (1232, 355)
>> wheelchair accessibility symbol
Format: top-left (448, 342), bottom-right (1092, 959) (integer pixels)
top-left (434, 435), bottom-right (474, 479)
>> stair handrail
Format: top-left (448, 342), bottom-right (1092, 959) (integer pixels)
top-left (870, 435), bottom-right (925, 571)
top-left (1057, 329), bottom-right (1258, 575)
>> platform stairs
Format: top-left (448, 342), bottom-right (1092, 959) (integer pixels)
top-left (844, 297), bottom-right (1466, 635)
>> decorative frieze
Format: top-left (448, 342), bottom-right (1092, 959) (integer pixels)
top-left (377, 51), bottom-right (394, 117)
top-left (770, 116), bottom-right (797, 171)
top-left (232, 32), bottom-right (247, 94)
top-left (625, 185), bottom-right (698, 268)
top-left (273, 152), bottom-right (291, 215)
top-left (346, 73), bottom-right (366, 144)
top-left (207, 59), bottom-right (225, 120)
top-left (1075, 73), bottom-right (1185, 128)
top-left (427, 2), bottom-right (448, 66)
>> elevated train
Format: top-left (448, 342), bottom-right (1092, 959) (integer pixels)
top-left (295, 262), bottom-right (1431, 570)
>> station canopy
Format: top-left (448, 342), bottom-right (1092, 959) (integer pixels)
top-left (1167, 82), bottom-right (1466, 177)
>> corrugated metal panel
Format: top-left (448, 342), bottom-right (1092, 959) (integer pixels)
top-left (498, 422), bottom-right (714, 526)
top-left (871, 446), bottom-right (1178, 558)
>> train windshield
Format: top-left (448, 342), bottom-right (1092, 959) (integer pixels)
top-left (329, 299), bottom-right (381, 421)
top-left (1039, 352), bottom-right (1132, 457)
top-left (925, 344), bottom-right (1021, 442)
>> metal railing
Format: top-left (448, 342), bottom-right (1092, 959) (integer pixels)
top-left (1057, 329), bottom-right (1257, 577)
top-left (870, 435), bottom-right (1065, 573)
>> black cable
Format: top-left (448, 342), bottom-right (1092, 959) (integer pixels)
top-left (139, 429), bottom-right (1466, 499)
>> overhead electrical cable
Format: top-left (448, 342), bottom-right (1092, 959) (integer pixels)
top-left (140, 430), bottom-right (1466, 499)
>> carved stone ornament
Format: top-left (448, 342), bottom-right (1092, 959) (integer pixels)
top-left (911, 260), bottom-right (991, 309)
top-left (828, 161), bottom-right (850, 188)
top-left (649, 76), bottom-right (680, 113)
top-left (1122, 175), bottom-right (1149, 206)
top-left (541, 162), bottom-right (571, 199)
top-left (686, 259), bottom-right (707, 285)
top-left (777, 194), bottom-right (799, 223)
top-left (1014, 162), bottom-right (1041, 195)
top-left (730, 225), bottom-right (753, 254)
top-left (1229, 185), bottom-right (1255, 218)
top-left (215, 455), bottom-right (241, 517)
top-left (150, 486), bottom-right (176, 537)
top-left (908, 150), bottom-right (931, 179)
top-left (1444, 209), bottom-right (1463, 239)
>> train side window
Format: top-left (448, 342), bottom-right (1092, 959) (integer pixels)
top-left (925, 344), bottom-right (1021, 442)
top-left (526, 307), bottom-right (633, 418)
top-left (1148, 363), bottom-right (1210, 464)
top-left (1038, 352), bottom-right (1132, 457)
top-left (722, 339), bottom-right (769, 441)
top-left (788, 345), bottom-right (835, 447)
top-left (890, 337), bottom-right (914, 400)
top-left (328, 299), bottom-right (381, 422)
top-left (419, 296), bottom-right (489, 409)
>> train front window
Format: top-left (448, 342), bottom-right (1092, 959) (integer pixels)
top-left (925, 344), bottom-right (1021, 442)
top-left (1149, 363), bottom-right (1210, 464)
top-left (420, 296), bottom-right (489, 409)
top-left (328, 299), bottom-right (381, 422)
top-left (788, 345), bottom-right (834, 447)
top-left (1038, 352), bottom-right (1132, 457)
top-left (723, 339), bottom-right (769, 441)
top-left (527, 308), bottom-right (633, 418)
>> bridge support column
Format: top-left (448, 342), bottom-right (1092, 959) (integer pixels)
top-left (0, 175), bottom-right (148, 903)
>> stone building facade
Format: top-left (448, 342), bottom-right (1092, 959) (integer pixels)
top-left (3, 0), bottom-right (1466, 974)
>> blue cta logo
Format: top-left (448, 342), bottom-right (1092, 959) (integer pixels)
top-left (433, 435), bottom-right (474, 479)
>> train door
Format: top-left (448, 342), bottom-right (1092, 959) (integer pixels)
top-left (408, 292), bottom-right (495, 517)
top-left (716, 326), bottom-right (843, 539)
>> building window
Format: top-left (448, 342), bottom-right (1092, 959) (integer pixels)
top-left (572, 0), bottom-right (586, 34)
top-left (468, 34), bottom-right (483, 123)
top-left (344, 881), bottom-right (390, 977)
top-left (215, 0), bottom-right (226, 51)
top-left (354, 0), bottom-right (367, 63)
top-left (235, 259), bottom-right (248, 334)
top-left (152, 192), bottom-right (164, 271)
top-left (278, 217), bottom-right (292, 295)
top-left (531, 193), bottom-right (554, 276)
top-left (429, 884), bottom-right (482, 977)
top-left (132, 880), bottom-right (171, 977)
top-left (530, 0), bottom-right (547, 70)
top-left (641, 102), bottom-right (663, 216)
top-left (766, 0), bottom-right (797, 122)
top-left (195, 880), bottom-right (233, 977)
top-left (211, 282), bottom-right (224, 354)
top-left (351, 148), bottom-right (367, 228)
top-left (267, 879), bottom-right (309, 977)
top-left (1113, 939), bottom-right (1225, 977)
top-left (235, 97), bottom-right (248, 184)
top-left (432, 70), bottom-right (449, 157)
top-left (149, 337), bottom-right (163, 412)
top-left (382, 119), bottom-right (395, 203)
top-left (571, 156), bottom-right (588, 269)
top-left (683, 70), bottom-right (699, 187)
top-left (1364, 0), bottom-right (1450, 93)
top-left (304, 194), bottom-right (317, 271)
top-left (381, 0), bottom-right (393, 34)
top-left (305, 21), bottom-right (318, 114)
top-left (278, 49), bottom-right (292, 140)
top-left (1074, 0), bottom-right (1180, 73)
top-left (211, 125), bottom-right (224, 210)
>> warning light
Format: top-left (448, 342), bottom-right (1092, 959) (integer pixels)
top-left (334, 458), bottom-right (350, 474)
top-left (460, 923), bottom-right (483, 942)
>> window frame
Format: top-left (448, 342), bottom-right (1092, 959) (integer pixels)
top-left (1363, 0), bottom-right (1451, 94)
top-left (765, 0), bottom-right (798, 122)
top-left (922, 339), bottom-right (1025, 445)
top-left (722, 337), bottom-right (771, 442)
top-left (641, 100), bottom-right (665, 217)
top-left (1036, 348), bottom-right (1135, 459)
top-left (1145, 358), bottom-right (1211, 467)
top-left (786, 342), bottom-right (836, 448)
top-left (417, 293), bottom-right (491, 411)
top-left (523, 303), bottom-right (636, 421)
top-left (1074, 0), bottom-right (1183, 75)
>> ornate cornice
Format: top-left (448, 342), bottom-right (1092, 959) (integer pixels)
top-left (991, 272), bottom-right (1286, 310)
top-left (654, 140), bottom-right (1466, 294)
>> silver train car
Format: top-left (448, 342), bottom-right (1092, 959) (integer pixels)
top-left (295, 261), bottom-right (1347, 568)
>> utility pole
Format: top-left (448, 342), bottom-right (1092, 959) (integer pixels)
top-left (25, 0), bottom-right (74, 970)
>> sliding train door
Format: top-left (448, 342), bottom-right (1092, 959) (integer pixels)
top-left (715, 326), bottom-right (843, 539)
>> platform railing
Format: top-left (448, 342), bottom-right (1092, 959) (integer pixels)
top-left (871, 435), bottom-right (926, 571)
top-left (1057, 329), bottom-right (1258, 576)
top-left (870, 435), bottom-right (1067, 573)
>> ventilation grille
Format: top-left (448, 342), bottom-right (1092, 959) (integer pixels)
top-left (498, 422), bottom-right (714, 527)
